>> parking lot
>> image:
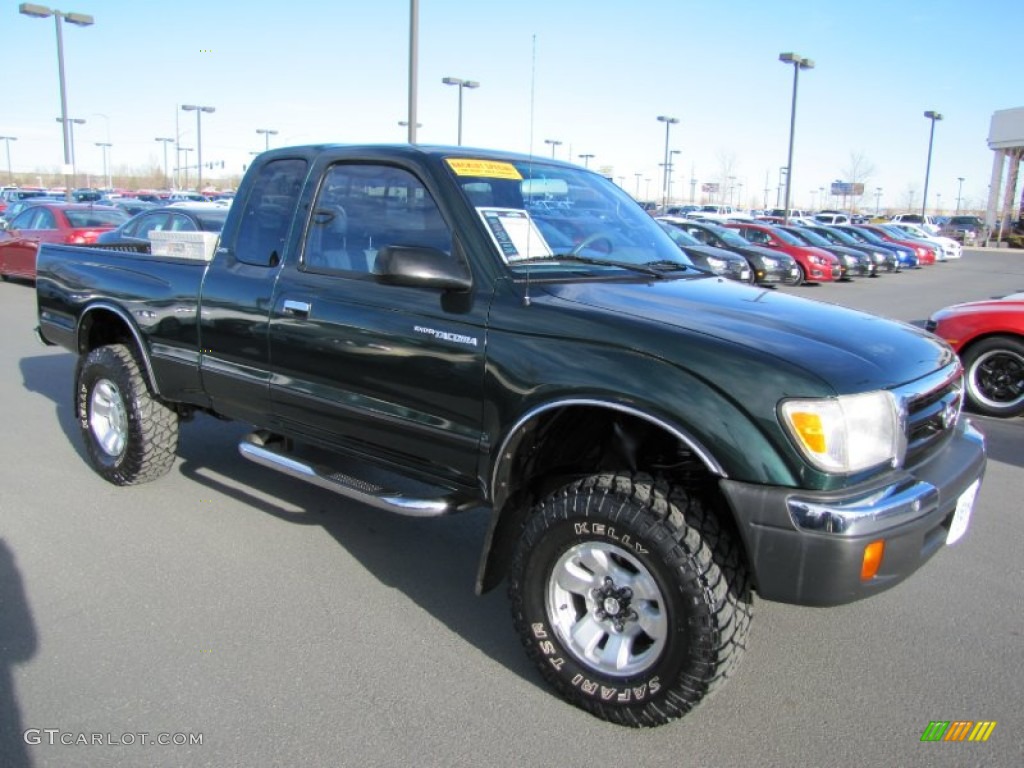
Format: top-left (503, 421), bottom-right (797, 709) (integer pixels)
top-left (1, 249), bottom-right (1021, 768)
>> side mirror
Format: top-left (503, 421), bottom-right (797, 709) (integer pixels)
top-left (375, 245), bottom-right (472, 292)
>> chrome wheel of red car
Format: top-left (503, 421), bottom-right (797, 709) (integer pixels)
top-left (962, 336), bottom-right (1024, 417)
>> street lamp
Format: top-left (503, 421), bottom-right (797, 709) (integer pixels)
top-left (95, 141), bottom-right (111, 189)
top-left (0, 136), bottom-right (16, 183)
top-left (255, 128), bottom-right (278, 151)
top-left (956, 176), bottom-right (965, 213)
top-left (544, 139), bottom-right (562, 158)
top-left (181, 104), bottom-right (215, 190)
top-left (921, 110), bottom-right (943, 217)
top-left (875, 187), bottom-right (883, 215)
top-left (22, 3), bottom-right (94, 201)
top-left (668, 149), bottom-right (681, 203)
top-left (178, 147), bottom-right (193, 189)
top-left (778, 52), bottom-right (814, 223)
top-left (578, 153), bottom-right (594, 168)
top-left (155, 137), bottom-right (174, 189)
top-left (55, 116), bottom-right (85, 188)
top-left (656, 115), bottom-right (679, 208)
top-left (634, 173), bottom-right (642, 198)
top-left (441, 76), bottom-right (479, 146)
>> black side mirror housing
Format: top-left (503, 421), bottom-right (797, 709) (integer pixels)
top-left (375, 245), bottom-right (472, 292)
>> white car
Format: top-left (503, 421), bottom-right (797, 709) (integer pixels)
top-left (888, 222), bottom-right (961, 260)
top-left (889, 213), bottom-right (941, 234)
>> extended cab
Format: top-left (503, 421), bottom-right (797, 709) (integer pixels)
top-left (35, 144), bottom-right (986, 727)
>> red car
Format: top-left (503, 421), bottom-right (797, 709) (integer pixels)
top-left (0, 203), bottom-right (128, 281)
top-left (855, 224), bottom-right (938, 265)
top-left (724, 222), bottom-right (842, 284)
top-left (926, 292), bottom-right (1024, 417)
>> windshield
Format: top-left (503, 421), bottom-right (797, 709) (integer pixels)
top-left (197, 212), bottom-right (228, 232)
top-left (949, 216), bottom-right (983, 226)
top-left (845, 227), bottom-right (884, 245)
top-left (784, 227), bottom-right (829, 246)
top-left (656, 221), bottom-right (701, 246)
top-left (813, 227), bottom-right (855, 246)
top-left (770, 228), bottom-right (804, 245)
top-left (446, 157), bottom-right (685, 272)
top-left (704, 224), bottom-right (750, 247)
top-left (65, 209), bottom-right (130, 228)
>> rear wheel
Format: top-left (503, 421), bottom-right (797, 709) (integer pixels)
top-left (961, 336), bottom-right (1024, 417)
top-left (508, 472), bottom-right (752, 727)
top-left (75, 344), bottom-right (180, 485)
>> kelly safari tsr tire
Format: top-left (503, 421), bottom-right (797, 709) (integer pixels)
top-left (961, 335), bottom-right (1024, 418)
top-left (508, 473), bottom-right (752, 727)
top-left (75, 344), bottom-right (180, 485)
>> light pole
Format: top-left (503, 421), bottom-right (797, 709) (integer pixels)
top-left (956, 176), bottom-right (965, 213)
top-left (668, 150), bottom-right (681, 203)
top-left (921, 110), bottom-right (943, 218)
top-left (778, 52), bottom-right (814, 223)
top-left (776, 166), bottom-right (788, 207)
top-left (634, 173), bottom-right (642, 198)
top-left (578, 153), bottom-right (594, 168)
top-left (181, 104), bottom-right (215, 190)
top-left (441, 77), bottom-right (479, 146)
top-left (20, 3), bottom-right (95, 202)
top-left (179, 147), bottom-right (193, 189)
top-left (95, 141), bottom-right (111, 189)
top-left (55, 116), bottom-right (85, 188)
top-left (875, 187), bottom-right (883, 215)
top-left (155, 137), bottom-right (174, 189)
top-left (0, 136), bottom-right (16, 183)
top-left (256, 128), bottom-right (278, 151)
top-left (656, 115), bottom-right (679, 209)
top-left (544, 139), bottom-right (562, 158)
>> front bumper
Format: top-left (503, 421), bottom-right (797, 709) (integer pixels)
top-left (719, 420), bottom-right (986, 606)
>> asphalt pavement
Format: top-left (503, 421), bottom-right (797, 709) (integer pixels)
top-left (1, 249), bottom-right (1021, 768)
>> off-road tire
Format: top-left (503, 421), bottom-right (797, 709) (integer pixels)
top-left (508, 472), bottom-right (752, 727)
top-left (75, 344), bottom-right (179, 485)
top-left (961, 335), bottom-right (1024, 418)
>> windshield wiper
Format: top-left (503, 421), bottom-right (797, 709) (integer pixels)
top-left (641, 260), bottom-right (691, 272)
top-left (516, 254), bottom-right (665, 277)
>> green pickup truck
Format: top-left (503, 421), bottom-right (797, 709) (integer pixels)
top-left (36, 144), bottom-right (986, 727)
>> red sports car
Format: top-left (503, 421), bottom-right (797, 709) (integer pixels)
top-left (0, 203), bottom-right (128, 281)
top-left (926, 293), bottom-right (1024, 417)
top-left (724, 222), bottom-right (842, 283)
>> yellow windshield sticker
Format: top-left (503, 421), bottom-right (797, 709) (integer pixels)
top-left (446, 158), bottom-right (522, 180)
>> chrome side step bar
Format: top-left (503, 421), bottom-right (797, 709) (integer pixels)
top-left (238, 433), bottom-right (463, 517)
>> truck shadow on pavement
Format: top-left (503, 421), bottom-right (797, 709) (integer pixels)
top-left (174, 414), bottom-right (545, 695)
top-left (19, 353), bottom-right (89, 465)
top-left (0, 539), bottom-right (39, 768)
top-left (972, 416), bottom-right (1024, 469)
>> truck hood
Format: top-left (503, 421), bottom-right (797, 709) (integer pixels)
top-left (541, 277), bottom-right (953, 393)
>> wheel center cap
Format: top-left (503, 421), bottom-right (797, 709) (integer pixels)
top-left (603, 597), bottom-right (622, 616)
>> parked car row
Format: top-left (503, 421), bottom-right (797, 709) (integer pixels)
top-left (656, 215), bottom-right (965, 286)
top-left (0, 201), bottom-right (229, 281)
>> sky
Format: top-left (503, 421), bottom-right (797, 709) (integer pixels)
top-left (2, 0), bottom-right (1022, 213)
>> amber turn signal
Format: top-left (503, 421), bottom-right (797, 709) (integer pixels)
top-left (861, 539), bottom-right (885, 580)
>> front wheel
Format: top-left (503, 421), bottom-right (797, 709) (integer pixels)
top-left (75, 344), bottom-right (180, 485)
top-left (961, 336), bottom-right (1024, 417)
top-left (508, 473), bottom-right (752, 727)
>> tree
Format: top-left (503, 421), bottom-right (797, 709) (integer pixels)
top-left (841, 151), bottom-right (876, 212)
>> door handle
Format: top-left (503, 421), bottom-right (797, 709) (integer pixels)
top-left (282, 299), bottom-right (311, 317)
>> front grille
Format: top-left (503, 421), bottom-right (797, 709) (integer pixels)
top-left (896, 364), bottom-right (964, 467)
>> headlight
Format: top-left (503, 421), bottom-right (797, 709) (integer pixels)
top-left (779, 391), bottom-right (901, 473)
top-left (707, 257), bottom-right (725, 270)
top-left (810, 255), bottom-right (826, 265)
top-left (762, 257), bottom-right (777, 267)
